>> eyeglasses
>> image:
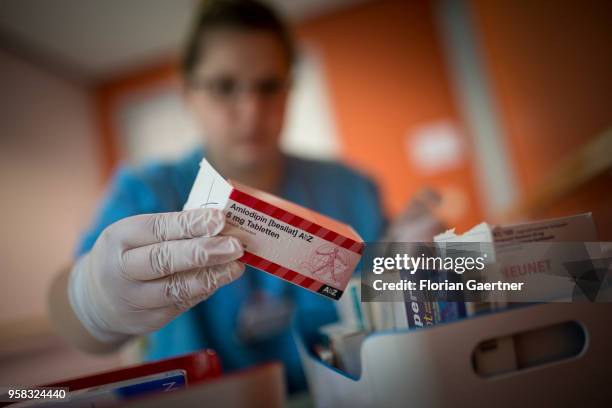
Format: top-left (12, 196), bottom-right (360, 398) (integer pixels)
top-left (189, 76), bottom-right (289, 102)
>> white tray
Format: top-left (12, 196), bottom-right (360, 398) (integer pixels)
top-left (297, 303), bottom-right (612, 407)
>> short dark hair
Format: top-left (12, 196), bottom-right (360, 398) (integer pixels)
top-left (182, 0), bottom-right (295, 78)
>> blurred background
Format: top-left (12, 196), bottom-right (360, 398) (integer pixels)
top-left (0, 0), bottom-right (610, 386)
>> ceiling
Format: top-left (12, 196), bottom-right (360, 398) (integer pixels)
top-left (0, 0), bottom-right (368, 83)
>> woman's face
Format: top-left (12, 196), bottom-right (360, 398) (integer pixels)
top-left (185, 29), bottom-right (290, 169)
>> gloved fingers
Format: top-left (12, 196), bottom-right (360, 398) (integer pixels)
top-left (135, 261), bottom-right (246, 310)
top-left (121, 235), bottom-right (244, 281)
top-left (110, 209), bottom-right (226, 249)
top-left (174, 261), bottom-right (246, 309)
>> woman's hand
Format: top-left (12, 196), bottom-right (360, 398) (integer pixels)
top-left (68, 208), bottom-right (244, 344)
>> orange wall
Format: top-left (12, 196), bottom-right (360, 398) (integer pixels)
top-left (469, 0), bottom-right (612, 237)
top-left (95, 63), bottom-right (178, 180)
top-left (297, 0), bottom-right (482, 230)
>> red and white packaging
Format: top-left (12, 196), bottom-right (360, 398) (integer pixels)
top-left (184, 159), bottom-right (364, 300)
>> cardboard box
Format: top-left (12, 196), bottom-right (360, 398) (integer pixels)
top-left (184, 159), bottom-right (364, 300)
top-left (435, 212), bottom-right (599, 307)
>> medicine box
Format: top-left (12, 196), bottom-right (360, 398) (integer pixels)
top-left (184, 158), bottom-right (364, 300)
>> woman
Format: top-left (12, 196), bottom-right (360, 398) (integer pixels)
top-left (49, 0), bottom-right (386, 393)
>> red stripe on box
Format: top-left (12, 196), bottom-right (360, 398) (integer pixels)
top-left (350, 241), bottom-right (365, 254)
top-left (268, 263), bottom-right (281, 274)
top-left (323, 230), bottom-right (339, 241)
top-left (254, 198), bottom-right (267, 212)
top-left (240, 252), bottom-right (255, 264)
top-left (306, 223), bottom-right (321, 236)
top-left (277, 266), bottom-right (290, 278)
top-left (314, 227), bottom-right (329, 239)
top-left (341, 239), bottom-right (364, 254)
top-left (229, 189), bottom-right (362, 254)
top-left (236, 190), bottom-right (257, 209)
top-left (280, 211), bottom-right (294, 224)
top-left (298, 219), bottom-right (312, 230)
top-left (293, 275), bottom-right (306, 285)
top-left (308, 280), bottom-right (323, 291)
top-left (239, 251), bottom-right (338, 294)
top-left (263, 203), bottom-right (276, 215)
top-left (258, 259), bottom-right (272, 270)
top-left (284, 270), bottom-right (297, 281)
top-left (333, 235), bottom-right (346, 246)
top-left (272, 207), bottom-right (285, 219)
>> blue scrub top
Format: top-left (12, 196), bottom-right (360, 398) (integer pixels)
top-left (75, 148), bottom-right (386, 393)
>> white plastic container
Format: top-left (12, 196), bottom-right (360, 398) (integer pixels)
top-left (297, 303), bottom-right (612, 407)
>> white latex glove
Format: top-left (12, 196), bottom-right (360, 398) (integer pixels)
top-left (68, 208), bottom-right (244, 344)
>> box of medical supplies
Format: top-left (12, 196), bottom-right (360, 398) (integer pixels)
top-left (296, 303), bottom-right (612, 407)
top-left (434, 213), bottom-right (598, 315)
top-left (184, 158), bottom-right (364, 300)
